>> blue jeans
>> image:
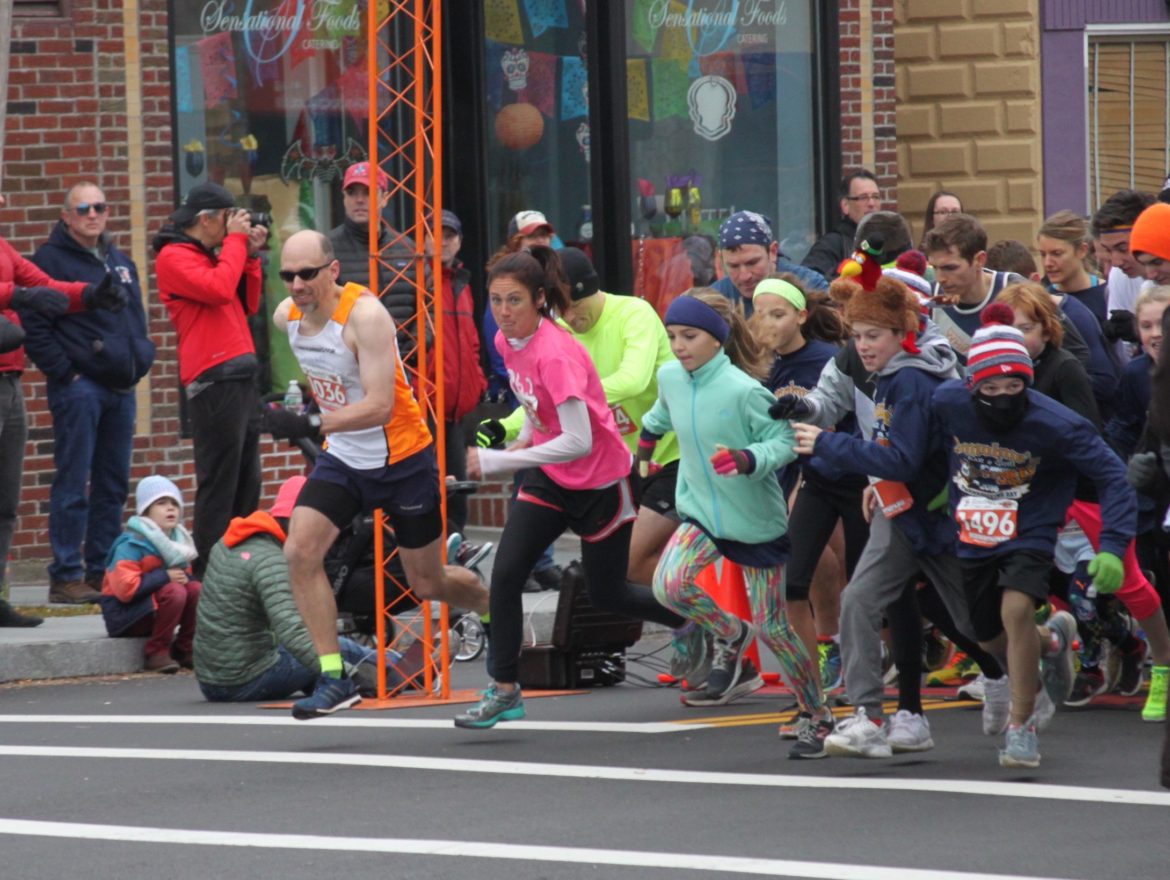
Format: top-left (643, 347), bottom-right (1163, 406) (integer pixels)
top-left (46, 375), bottom-right (136, 583)
top-left (197, 638), bottom-right (397, 702)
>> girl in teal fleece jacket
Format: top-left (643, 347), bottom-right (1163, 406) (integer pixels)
top-left (639, 291), bottom-right (832, 757)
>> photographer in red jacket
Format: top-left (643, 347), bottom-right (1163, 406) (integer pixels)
top-left (151, 182), bottom-right (267, 574)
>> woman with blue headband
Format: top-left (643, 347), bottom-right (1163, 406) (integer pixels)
top-left (637, 289), bottom-right (835, 759)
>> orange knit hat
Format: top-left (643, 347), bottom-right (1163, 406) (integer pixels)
top-left (1131, 202), bottom-right (1170, 262)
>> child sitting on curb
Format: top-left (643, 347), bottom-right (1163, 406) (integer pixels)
top-left (100, 475), bottom-right (200, 674)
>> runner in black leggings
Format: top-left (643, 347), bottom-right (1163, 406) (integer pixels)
top-left (456, 246), bottom-right (684, 729)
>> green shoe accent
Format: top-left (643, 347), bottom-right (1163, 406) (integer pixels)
top-left (454, 683), bottom-right (525, 728)
top-left (1142, 665), bottom-right (1168, 723)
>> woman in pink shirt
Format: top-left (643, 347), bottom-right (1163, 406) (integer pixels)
top-left (457, 247), bottom-right (686, 728)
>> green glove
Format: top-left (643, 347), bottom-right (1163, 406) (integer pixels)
top-left (1088, 551), bottom-right (1124, 594)
top-left (926, 485), bottom-right (949, 512)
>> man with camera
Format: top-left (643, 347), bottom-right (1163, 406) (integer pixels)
top-left (22, 181), bottom-right (156, 603)
top-left (152, 181), bottom-right (268, 572)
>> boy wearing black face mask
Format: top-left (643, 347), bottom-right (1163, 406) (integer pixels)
top-left (930, 312), bottom-right (1137, 768)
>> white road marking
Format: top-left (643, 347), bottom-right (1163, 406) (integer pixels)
top-left (0, 714), bottom-right (700, 734)
top-left (1, 744), bottom-right (1167, 807)
top-left (0, 817), bottom-right (1083, 880)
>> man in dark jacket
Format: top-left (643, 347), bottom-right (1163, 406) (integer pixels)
top-left (801, 169), bottom-right (883, 281)
top-left (25, 182), bottom-right (156, 603)
top-left (328, 161), bottom-right (424, 350)
top-left (152, 181), bottom-right (267, 573)
top-left (0, 189), bottom-right (127, 617)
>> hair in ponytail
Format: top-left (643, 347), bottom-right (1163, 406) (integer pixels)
top-left (690, 289), bottom-right (769, 379)
top-left (486, 245), bottom-right (570, 319)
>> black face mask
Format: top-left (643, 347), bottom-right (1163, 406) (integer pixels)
top-left (974, 390), bottom-right (1029, 432)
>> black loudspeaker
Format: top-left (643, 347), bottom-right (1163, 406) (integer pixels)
top-left (517, 560), bottom-right (644, 689)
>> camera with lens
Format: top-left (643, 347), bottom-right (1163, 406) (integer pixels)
top-left (248, 211), bottom-right (273, 229)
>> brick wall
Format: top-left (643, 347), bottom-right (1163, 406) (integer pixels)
top-left (839, 0), bottom-right (900, 205)
top-left (894, 0), bottom-right (1043, 245)
top-left (2, 0), bottom-right (303, 574)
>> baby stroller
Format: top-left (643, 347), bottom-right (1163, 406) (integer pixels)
top-left (266, 393), bottom-right (489, 661)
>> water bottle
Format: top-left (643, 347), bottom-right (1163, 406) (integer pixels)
top-left (283, 379), bottom-right (304, 414)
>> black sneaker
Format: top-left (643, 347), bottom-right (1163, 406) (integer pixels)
top-left (0, 598), bottom-right (43, 628)
top-left (788, 714), bottom-right (835, 759)
top-left (1116, 637), bottom-right (1149, 697)
top-left (705, 619), bottom-right (757, 700)
top-left (1065, 667), bottom-right (1107, 707)
top-left (682, 659), bottom-right (764, 706)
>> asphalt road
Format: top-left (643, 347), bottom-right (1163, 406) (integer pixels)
top-left (1, 640), bottom-right (1167, 880)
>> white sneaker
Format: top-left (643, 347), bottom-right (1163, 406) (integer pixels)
top-left (982, 675), bottom-right (1011, 735)
top-left (886, 710), bottom-right (934, 752)
top-left (1032, 685), bottom-right (1056, 732)
top-left (958, 673), bottom-right (986, 702)
top-left (824, 707), bottom-right (893, 758)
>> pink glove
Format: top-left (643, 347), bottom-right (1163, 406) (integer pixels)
top-left (710, 446), bottom-right (755, 476)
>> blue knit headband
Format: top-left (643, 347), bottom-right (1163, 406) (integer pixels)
top-left (664, 295), bottom-right (730, 343)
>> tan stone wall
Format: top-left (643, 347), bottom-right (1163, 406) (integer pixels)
top-left (895, 0), bottom-right (1042, 249)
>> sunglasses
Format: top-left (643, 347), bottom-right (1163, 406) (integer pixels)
top-left (278, 263), bottom-right (332, 283)
top-left (74, 202), bottom-right (108, 215)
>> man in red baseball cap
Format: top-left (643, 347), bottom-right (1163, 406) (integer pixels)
top-left (328, 161), bottom-right (420, 338)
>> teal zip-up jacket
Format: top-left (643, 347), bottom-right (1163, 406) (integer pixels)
top-left (643, 350), bottom-right (796, 544)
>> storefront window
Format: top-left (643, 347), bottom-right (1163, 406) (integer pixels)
top-left (170, 1), bottom-right (370, 390)
top-left (626, 1), bottom-right (817, 315)
top-left (481, 0), bottom-right (593, 256)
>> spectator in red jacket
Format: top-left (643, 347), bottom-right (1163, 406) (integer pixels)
top-left (151, 182), bottom-right (267, 574)
top-left (425, 209), bottom-right (486, 533)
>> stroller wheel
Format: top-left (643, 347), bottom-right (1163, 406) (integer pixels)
top-left (453, 613), bottom-right (486, 662)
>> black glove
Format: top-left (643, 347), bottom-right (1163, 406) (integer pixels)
top-left (262, 407), bottom-right (322, 441)
top-left (1103, 309), bottom-right (1138, 343)
top-left (476, 418), bottom-right (506, 449)
top-left (9, 286), bottom-right (70, 318)
top-left (82, 274), bottom-right (128, 312)
top-left (0, 314), bottom-right (25, 354)
top-left (1126, 450), bottom-right (1160, 491)
top-left (769, 394), bottom-right (814, 421)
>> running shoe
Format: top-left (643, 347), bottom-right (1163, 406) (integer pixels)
top-left (445, 532), bottom-right (463, 564)
top-left (824, 707), bottom-right (892, 758)
top-left (926, 651), bottom-right (977, 686)
top-left (1040, 610), bottom-right (1077, 705)
top-left (456, 540), bottom-right (493, 573)
top-left (292, 674), bottom-right (361, 720)
top-left (1064, 667), bottom-right (1107, 707)
top-left (922, 626), bottom-right (952, 672)
top-left (453, 683), bottom-right (525, 728)
top-left (682, 659), bottom-right (764, 707)
top-left (788, 715), bottom-right (836, 760)
top-left (1115, 636), bottom-right (1149, 697)
top-left (818, 639), bottom-right (842, 691)
top-left (670, 622), bottom-right (707, 682)
top-left (705, 619), bottom-right (757, 700)
top-left (1142, 665), bottom-right (1169, 722)
top-left (777, 709), bottom-right (812, 740)
top-left (887, 710), bottom-right (934, 752)
top-left (958, 674), bottom-right (987, 702)
top-left (999, 722), bottom-right (1040, 769)
top-left (982, 675), bottom-right (1011, 735)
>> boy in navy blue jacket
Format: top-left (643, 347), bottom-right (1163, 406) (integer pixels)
top-left (930, 308), bottom-right (1136, 768)
top-left (791, 275), bottom-right (981, 758)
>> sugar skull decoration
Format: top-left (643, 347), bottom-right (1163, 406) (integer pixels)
top-left (576, 122), bottom-right (590, 163)
top-left (502, 48), bottom-right (530, 91)
top-left (687, 75), bottom-right (737, 142)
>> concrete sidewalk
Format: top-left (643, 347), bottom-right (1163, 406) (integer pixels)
top-left (1, 527), bottom-right (653, 684)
